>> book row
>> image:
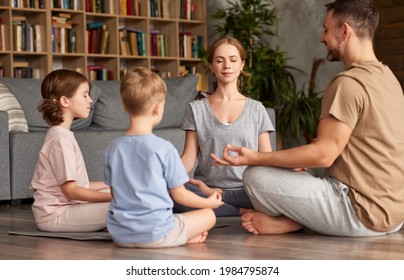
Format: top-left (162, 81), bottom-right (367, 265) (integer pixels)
top-left (87, 21), bottom-right (109, 54)
top-left (53, 0), bottom-right (81, 9)
top-left (179, 33), bottom-right (203, 59)
top-left (119, 28), bottom-right (146, 56)
top-left (11, 0), bottom-right (45, 8)
top-left (12, 16), bottom-right (43, 52)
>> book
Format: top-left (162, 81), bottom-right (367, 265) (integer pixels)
top-left (120, 0), bottom-right (127, 15)
top-left (127, 0), bottom-right (133, 15)
top-left (60, 27), bottom-right (66, 53)
top-left (162, 0), bottom-right (170, 18)
top-left (150, 29), bottom-right (160, 56)
top-left (87, 30), bottom-right (92, 53)
top-left (0, 23), bottom-right (4, 51)
top-left (100, 29), bottom-right (109, 54)
top-left (157, 34), bottom-right (167, 56)
top-left (91, 28), bottom-right (98, 53)
top-left (13, 61), bottom-right (30, 67)
top-left (87, 23), bottom-right (107, 54)
top-left (150, 0), bottom-right (156, 17)
top-left (14, 67), bottom-right (33, 78)
top-left (68, 28), bottom-right (76, 53)
top-left (179, 32), bottom-right (192, 58)
top-left (52, 21), bottom-right (73, 29)
top-left (119, 28), bottom-right (129, 55)
top-left (128, 31), bottom-right (138, 55)
top-left (136, 30), bottom-right (146, 56)
top-left (12, 16), bottom-right (27, 23)
top-left (87, 21), bottom-right (104, 30)
top-left (13, 24), bottom-right (23, 52)
top-left (105, 0), bottom-right (115, 14)
top-left (34, 25), bottom-right (42, 52)
top-left (134, 0), bottom-right (139, 15)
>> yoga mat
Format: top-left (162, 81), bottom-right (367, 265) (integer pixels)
top-left (8, 230), bottom-right (112, 241)
top-left (8, 217), bottom-right (240, 240)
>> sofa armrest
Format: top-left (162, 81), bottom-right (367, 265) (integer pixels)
top-left (265, 107), bottom-right (277, 151)
top-left (0, 111), bottom-right (11, 200)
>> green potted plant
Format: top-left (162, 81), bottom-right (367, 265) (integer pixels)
top-left (277, 58), bottom-right (324, 145)
top-left (210, 0), bottom-right (298, 108)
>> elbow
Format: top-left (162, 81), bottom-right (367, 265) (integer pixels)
top-left (61, 183), bottom-right (79, 201)
top-left (171, 193), bottom-right (185, 205)
top-left (316, 155), bottom-right (336, 168)
top-left (62, 190), bottom-right (76, 201)
top-left (182, 158), bottom-right (196, 174)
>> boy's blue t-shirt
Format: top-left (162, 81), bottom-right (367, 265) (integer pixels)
top-left (104, 134), bottom-right (189, 244)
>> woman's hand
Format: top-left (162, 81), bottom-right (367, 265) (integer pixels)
top-left (189, 178), bottom-right (223, 195)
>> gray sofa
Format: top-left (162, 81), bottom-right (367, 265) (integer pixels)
top-left (0, 75), bottom-right (276, 203)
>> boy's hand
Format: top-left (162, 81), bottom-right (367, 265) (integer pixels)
top-left (207, 191), bottom-right (224, 209)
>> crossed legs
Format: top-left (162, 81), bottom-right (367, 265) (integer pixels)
top-left (240, 166), bottom-right (393, 237)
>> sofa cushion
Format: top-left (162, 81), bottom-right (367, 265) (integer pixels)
top-left (0, 83), bottom-right (29, 132)
top-left (0, 77), bottom-right (99, 131)
top-left (157, 74), bottom-right (199, 129)
top-left (90, 80), bottom-right (127, 130)
top-left (90, 74), bottom-right (198, 130)
top-left (0, 78), bottom-right (45, 131)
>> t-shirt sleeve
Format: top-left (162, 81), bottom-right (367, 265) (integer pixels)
top-left (320, 76), bottom-right (365, 129)
top-left (163, 145), bottom-right (189, 189)
top-left (103, 144), bottom-right (112, 187)
top-left (47, 138), bottom-right (78, 186)
top-left (257, 102), bottom-right (275, 135)
top-left (181, 103), bottom-right (196, 131)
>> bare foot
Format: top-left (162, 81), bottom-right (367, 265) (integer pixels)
top-left (241, 212), bottom-right (302, 235)
top-left (239, 208), bottom-right (255, 216)
top-left (187, 231), bottom-right (208, 244)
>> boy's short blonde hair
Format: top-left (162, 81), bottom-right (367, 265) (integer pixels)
top-left (120, 67), bottom-right (167, 116)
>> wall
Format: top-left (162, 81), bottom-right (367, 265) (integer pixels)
top-left (206, 0), bottom-right (344, 94)
top-left (374, 0), bottom-right (404, 87)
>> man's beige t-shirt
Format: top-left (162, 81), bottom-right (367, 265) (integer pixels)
top-left (321, 61), bottom-right (404, 232)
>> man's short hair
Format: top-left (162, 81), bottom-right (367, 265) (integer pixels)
top-left (326, 0), bottom-right (379, 39)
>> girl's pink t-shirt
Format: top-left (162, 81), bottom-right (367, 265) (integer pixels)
top-left (30, 126), bottom-right (89, 224)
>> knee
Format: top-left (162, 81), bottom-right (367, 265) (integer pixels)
top-left (243, 166), bottom-right (256, 184)
top-left (242, 166), bottom-right (268, 192)
top-left (204, 208), bottom-right (216, 227)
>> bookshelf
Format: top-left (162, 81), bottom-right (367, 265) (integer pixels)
top-left (0, 0), bottom-right (208, 89)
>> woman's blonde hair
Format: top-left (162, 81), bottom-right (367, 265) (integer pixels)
top-left (207, 37), bottom-right (251, 92)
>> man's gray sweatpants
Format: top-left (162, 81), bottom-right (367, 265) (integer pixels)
top-left (243, 166), bottom-right (402, 237)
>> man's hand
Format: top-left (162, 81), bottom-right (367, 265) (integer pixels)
top-left (211, 144), bottom-right (257, 166)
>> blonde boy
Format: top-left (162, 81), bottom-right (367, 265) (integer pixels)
top-left (104, 67), bottom-right (223, 248)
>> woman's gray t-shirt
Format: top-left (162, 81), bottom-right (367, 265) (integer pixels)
top-left (181, 97), bottom-right (274, 189)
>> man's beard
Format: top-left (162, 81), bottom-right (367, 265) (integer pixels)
top-left (327, 38), bottom-right (342, 62)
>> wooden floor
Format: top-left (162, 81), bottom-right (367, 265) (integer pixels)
top-left (1, 202), bottom-right (404, 260)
